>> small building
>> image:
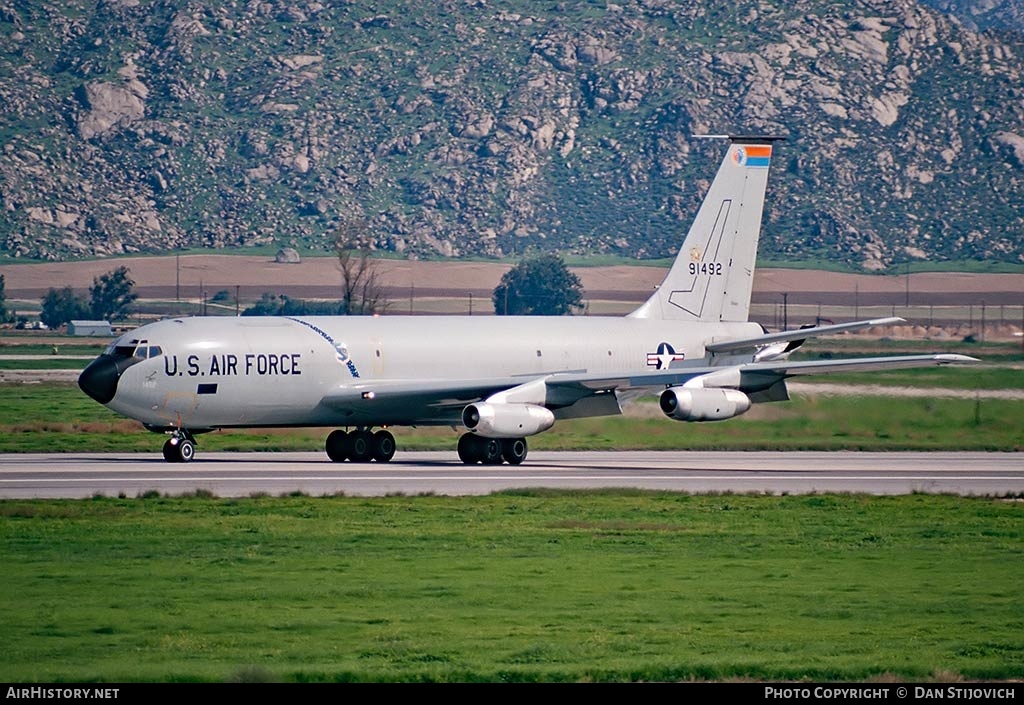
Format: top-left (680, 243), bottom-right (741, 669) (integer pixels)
top-left (68, 320), bottom-right (113, 336)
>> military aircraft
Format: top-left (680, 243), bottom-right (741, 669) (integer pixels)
top-left (79, 135), bottom-right (976, 464)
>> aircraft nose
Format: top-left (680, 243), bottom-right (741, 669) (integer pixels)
top-left (78, 355), bottom-right (121, 404)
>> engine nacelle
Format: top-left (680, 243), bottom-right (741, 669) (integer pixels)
top-left (659, 387), bottom-right (751, 422)
top-left (462, 403), bottom-right (555, 438)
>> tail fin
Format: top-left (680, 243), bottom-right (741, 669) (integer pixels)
top-left (629, 134), bottom-right (782, 322)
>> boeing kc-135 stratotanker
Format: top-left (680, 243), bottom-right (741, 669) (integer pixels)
top-left (79, 135), bottom-right (977, 463)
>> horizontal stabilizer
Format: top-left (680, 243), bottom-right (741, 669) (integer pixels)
top-left (706, 317), bottom-right (905, 354)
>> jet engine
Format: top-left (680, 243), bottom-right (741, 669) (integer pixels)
top-left (659, 387), bottom-right (751, 422)
top-left (462, 403), bottom-right (555, 438)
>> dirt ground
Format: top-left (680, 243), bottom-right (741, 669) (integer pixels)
top-left (2, 254), bottom-right (1022, 338)
top-left (3, 253), bottom-right (1022, 300)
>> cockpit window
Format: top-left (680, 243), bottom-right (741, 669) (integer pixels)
top-left (105, 340), bottom-right (159, 359)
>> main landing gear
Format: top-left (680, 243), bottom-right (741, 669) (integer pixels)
top-left (321, 429), bottom-right (528, 465)
top-left (162, 430), bottom-right (196, 463)
top-left (325, 428), bottom-right (396, 463)
top-left (457, 434), bottom-right (528, 465)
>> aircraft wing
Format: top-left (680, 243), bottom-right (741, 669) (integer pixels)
top-left (732, 353), bottom-right (980, 377)
top-left (548, 353), bottom-right (978, 392)
top-left (319, 353), bottom-right (978, 424)
top-left (318, 376), bottom-right (542, 425)
top-left (321, 376), bottom-right (526, 407)
top-left (541, 353), bottom-right (979, 407)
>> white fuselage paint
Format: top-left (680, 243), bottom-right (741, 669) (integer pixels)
top-left (108, 315), bottom-right (762, 430)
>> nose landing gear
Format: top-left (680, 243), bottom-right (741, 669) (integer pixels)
top-left (162, 431), bottom-right (196, 463)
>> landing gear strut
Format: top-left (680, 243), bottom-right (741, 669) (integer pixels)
top-left (162, 430), bottom-right (196, 463)
top-left (457, 434), bottom-right (528, 465)
top-left (325, 428), bottom-right (396, 463)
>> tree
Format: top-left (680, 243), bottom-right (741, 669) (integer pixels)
top-left (40, 287), bottom-right (90, 329)
top-left (334, 220), bottom-right (389, 315)
top-left (493, 253), bottom-right (584, 315)
top-left (242, 293), bottom-right (343, 316)
top-left (89, 266), bottom-right (137, 321)
top-left (242, 292), bottom-right (285, 316)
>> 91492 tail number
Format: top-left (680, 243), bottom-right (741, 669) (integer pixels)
top-left (689, 261), bottom-right (723, 276)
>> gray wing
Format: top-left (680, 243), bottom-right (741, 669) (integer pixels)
top-left (317, 354), bottom-right (977, 424)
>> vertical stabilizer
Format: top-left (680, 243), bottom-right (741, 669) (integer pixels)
top-left (629, 135), bottom-right (782, 322)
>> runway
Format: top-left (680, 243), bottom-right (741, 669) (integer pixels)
top-left (2, 451), bottom-right (1022, 498)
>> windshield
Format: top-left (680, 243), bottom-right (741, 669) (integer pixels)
top-left (103, 340), bottom-right (162, 359)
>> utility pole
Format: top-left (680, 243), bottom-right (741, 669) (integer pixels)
top-left (905, 260), bottom-right (910, 307)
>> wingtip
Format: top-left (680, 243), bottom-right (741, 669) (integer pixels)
top-left (934, 354), bottom-right (981, 364)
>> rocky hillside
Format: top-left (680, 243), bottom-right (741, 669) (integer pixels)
top-left (920, 0), bottom-right (1024, 32)
top-left (1, 0), bottom-right (1022, 269)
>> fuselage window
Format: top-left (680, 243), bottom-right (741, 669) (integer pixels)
top-left (147, 346), bottom-right (162, 358)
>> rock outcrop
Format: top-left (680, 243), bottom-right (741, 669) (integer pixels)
top-left (275, 247), bottom-right (300, 264)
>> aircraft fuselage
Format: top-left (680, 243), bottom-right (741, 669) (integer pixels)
top-left (84, 314), bottom-right (761, 431)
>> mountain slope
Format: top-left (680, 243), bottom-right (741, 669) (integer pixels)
top-left (0, 0), bottom-right (1022, 269)
top-left (920, 0), bottom-right (1024, 32)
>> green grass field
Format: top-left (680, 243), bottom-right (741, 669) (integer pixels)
top-left (789, 365), bottom-right (1024, 391)
top-left (0, 359), bottom-right (92, 370)
top-left (0, 343), bottom-right (106, 355)
top-left (2, 354), bottom-right (1022, 683)
top-left (1, 492), bottom-right (1020, 682)
top-left (2, 379), bottom-right (1023, 453)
